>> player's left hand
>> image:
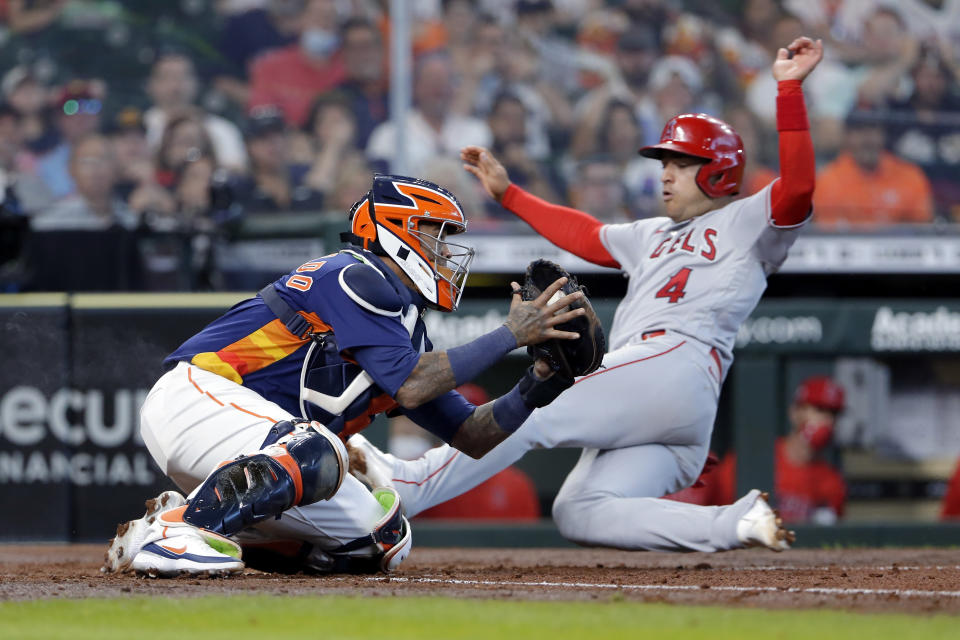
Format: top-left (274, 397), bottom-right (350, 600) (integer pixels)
top-left (772, 36), bottom-right (823, 83)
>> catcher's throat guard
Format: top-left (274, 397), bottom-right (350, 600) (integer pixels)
top-left (344, 174), bottom-right (475, 312)
top-left (183, 420), bottom-right (348, 536)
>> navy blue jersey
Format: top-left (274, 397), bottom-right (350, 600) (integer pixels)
top-left (165, 249), bottom-right (474, 441)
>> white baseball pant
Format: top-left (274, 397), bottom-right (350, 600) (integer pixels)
top-left (140, 361), bottom-right (385, 551)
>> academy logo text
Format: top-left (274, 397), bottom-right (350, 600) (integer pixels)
top-left (0, 386), bottom-right (156, 486)
top-left (871, 306), bottom-right (960, 351)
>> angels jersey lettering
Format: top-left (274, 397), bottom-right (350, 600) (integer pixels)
top-left (600, 183), bottom-right (808, 378)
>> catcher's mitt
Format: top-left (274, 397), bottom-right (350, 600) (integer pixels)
top-left (521, 259), bottom-right (606, 378)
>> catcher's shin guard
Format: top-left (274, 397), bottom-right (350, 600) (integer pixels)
top-left (240, 487), bottom-right (412, 575)
top-left (183, 420), bottom-right (348, 536)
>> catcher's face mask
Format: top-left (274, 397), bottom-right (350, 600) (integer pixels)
top-left (349, 175), bottom-right (475, 311)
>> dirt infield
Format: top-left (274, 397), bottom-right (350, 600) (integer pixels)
top-left (2, 545), bottom-right (959, 614)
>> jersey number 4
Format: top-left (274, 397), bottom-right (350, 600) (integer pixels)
top-left (655, 268), bottom-right (691, 303)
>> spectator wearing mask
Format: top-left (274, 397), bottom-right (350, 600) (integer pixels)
top-left (212, 0), bottom-right (301, 107)
top-left (144, 52), bottom-right (247, 174)
top-left (248, 0), bottom-right (345, 128)
top-left (814, 109), bottom-right (934, 227)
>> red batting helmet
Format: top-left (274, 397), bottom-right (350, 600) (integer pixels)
top-left (793, 376), bottom-right (845, 413)
top-left (639, 113), bottom-right (745, 198)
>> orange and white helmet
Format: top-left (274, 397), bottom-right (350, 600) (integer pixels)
top-left (346, 174), bottom-right (475, 312)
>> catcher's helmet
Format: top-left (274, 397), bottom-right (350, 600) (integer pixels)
top-left (639, 113), bottom-right (745, 198)
top-left (347, 174), bottom-right (475, 312)
top-left (793, 376), bottom-right (845, 413)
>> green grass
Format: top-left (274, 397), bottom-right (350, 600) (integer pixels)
top-left (0, 595), bottom-right (954, 640)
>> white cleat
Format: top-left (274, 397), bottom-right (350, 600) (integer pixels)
top-left (347, 433), bottom-right (397, 491)
top-left (129, 506), bottom-right (244, 578)
top-left (102, 490), bottom-right (187, 574)
top-left (736, 491), bottom-right (796, 551)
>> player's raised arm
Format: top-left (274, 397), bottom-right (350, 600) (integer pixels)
top-left (769, 37), bottom-right (822, 226)
top-left (461, 146), bottom-right (621, 268)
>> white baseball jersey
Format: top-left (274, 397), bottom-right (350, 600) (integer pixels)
top-left (599, 183), bottom-right (807, 377)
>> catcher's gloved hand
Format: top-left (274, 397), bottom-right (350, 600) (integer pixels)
top-left (520, 259), bottom-right (606, 378)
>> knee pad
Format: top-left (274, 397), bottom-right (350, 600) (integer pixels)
top-left (183, 420), bottom-right (348, 536)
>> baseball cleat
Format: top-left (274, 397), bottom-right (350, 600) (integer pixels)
top-left (130, 505), bottom-right (244, 578)
top-left (102, 490), bottom-right (187, 574)
top-left (347, 433), bottom-right (396, 491)
top-left (736, 490), bottom-right (796, 551)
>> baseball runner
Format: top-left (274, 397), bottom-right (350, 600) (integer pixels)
top-left (351, 37), bottom-right (825, 552)
top-left (102, 174), bottom-right (590, 577)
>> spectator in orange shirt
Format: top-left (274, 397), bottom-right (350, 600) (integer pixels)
top-left (673, 376), bottom-right (847, 525)
top-left (248, 0), bottom-right (345, 128)
top-left (813, 109), bottom-right (934, 227)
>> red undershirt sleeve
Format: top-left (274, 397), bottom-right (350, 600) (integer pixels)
top-left (500, 186), bottom-right (621, 268)
top-left (770, 79), bottom-right (816, 227)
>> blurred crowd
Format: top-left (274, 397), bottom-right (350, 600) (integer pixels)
top-left (1, 0), bottom-right (959, 291)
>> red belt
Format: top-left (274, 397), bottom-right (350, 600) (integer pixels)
top-left (641, 330), bottom-right (666, 340)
